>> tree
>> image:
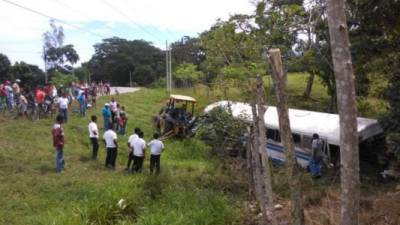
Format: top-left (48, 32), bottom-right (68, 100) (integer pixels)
top-left (51, 71), bottom-right (76, 88)
top-left (347, 0), bottom-right (400, 96)
top-left (0, 53), bottom-right (11, 81)
top-left (43, 20), bottom-right (79, 76)
top-left (88, 38), bottom-right (164, 86)
top-left (254, 0), bottom-right (305, 58)
top-left (74, 65), bottom-right (90, 82)
top-left (170, 36), bottom-right (205, 70)
top-left (10, 61), bottom-right (45, 87)
top-left (326, 1), bottom-right (359, 224)
top-left (174, 63), bottom-right (204, 87)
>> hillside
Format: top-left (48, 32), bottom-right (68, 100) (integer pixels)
top-left (0, 73), bottom-right (397, 225)
top-left (0, 88), bottom-right (243, 225)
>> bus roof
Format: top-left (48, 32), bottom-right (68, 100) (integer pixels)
top-left (204, 101), bottom-right (383, 146)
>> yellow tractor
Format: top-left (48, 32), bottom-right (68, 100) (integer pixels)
top-left (154, 94), bottom-right (197, 139)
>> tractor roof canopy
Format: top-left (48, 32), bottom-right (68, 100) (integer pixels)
top-left (170, 94), bottom-right (196, 103)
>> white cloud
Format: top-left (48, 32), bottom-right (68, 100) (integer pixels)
top-left (0, 0), bottom-right (255, 68)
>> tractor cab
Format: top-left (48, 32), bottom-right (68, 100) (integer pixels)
top-left (155, 94), bottom-right (197, 139)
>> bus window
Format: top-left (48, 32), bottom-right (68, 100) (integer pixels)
top-left (266, 129), bottom-right (280, 142)
top-left (266, 129), bottom-right (275, 140)
top-left (293, 133), bottom-right (301, 147)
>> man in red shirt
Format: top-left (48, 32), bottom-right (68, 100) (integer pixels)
top-left (52, 115), bottom-right (65, 173)
top-left (36, 88), bottom-right (46, 104)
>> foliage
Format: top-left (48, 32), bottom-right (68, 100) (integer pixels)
top-left (347, 0), bottom-right (400, 96)
top-left (254, 0), bottom-right (305, 57)
top-left (198, 107), bottom-right (247, 157)
top-left (170, 36), bottom-right (205, 70)
top-left (43, 20), bottom-right (79, 74)
top-left (51, 71), bottom-right (76, 88)
top-left (74, 65), bottom-right (89, 82)
top-left (9, 61), bottom-right (45, 87)
top-left (88, 37), bottom-right (164, 86)
top-left (0, 53), bottom-right (11, 81)
top-left (174, 63), bottom-right (204, 87)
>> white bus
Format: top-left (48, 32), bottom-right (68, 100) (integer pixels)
top-left (204, 101), bottom-right (384, 168)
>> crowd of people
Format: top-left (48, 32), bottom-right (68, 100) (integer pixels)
top-left (53, 113), bottom-right (165, 174)
top-left (1, 78), bottom-right (165, 174)
top-left (43, 80), bottom-right (165, 175)
top-left (0, 79), bottom-right (113, 120)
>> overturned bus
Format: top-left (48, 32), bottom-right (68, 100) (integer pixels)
top-left (204, 101), bottom-right (384, 168)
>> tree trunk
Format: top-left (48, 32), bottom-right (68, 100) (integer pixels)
top-left (255, 76), bottom-right (277, 225)
top-left (250, 104), bottom-right (266, 210)
top-left (303, 72), bottom-right (315, 98)
top-left (246, 127), bottom-right (255, 198)
top-left (326, 1), bottom-right (360, 225)
top-left (268, 49), bottom-right (305, 225)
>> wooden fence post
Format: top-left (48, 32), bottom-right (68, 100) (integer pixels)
top-left (269, 49), bottom-right (305, 225)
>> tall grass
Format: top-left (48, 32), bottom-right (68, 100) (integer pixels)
top-left (0, 88), bottom-right (241, 225)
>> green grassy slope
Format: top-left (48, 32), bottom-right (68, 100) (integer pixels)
top-left (0, 73), bottom-right (385, 225)
top-left (0, 89), bottom-right (240, 225)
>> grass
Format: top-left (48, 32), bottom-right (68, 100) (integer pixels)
top-left (0, 73), bottom-right (390, 225)
top-left (0, 89), bottom-right (240, 225)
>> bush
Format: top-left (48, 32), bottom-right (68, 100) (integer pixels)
top-left (198, 107), bottom-right (247, 157)
top-left (51, 71), bottom-right (76, 88)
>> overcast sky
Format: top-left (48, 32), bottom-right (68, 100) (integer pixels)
top-left (0, 0), bottom-right (255, 69)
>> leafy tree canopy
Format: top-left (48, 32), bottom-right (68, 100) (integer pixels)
top-left (88, 37), bottom-right (165, 86)
top-left (0, 53), bottom-right (11, 81)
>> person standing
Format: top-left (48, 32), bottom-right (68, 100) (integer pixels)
top-left (88, 115), bottom-right (99, 160)
top-left (148, 133), bottom-right (165, 174)
top-left (109, 98), bottom-right (118, 126)
top-left (103, 125), bottom-right (118, 169)
top-left (309, 133), bottom-right (324, 178)
top-left (125, 127), bottom-right (141, 172)
top-left (58, 93), bottom-right (69, 123)
top-left (132, 131), bottom-right (146, 173)
top-left (78, 91), bottom-right (86, 117)
top-left (118, 106), bottom-right (127, 135)
top-left (52, 115), bottom-right (65, 173)
top-left (102, 103), bottom-right (111, 131)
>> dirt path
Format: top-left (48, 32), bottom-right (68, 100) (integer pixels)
top-left (109, 87), bottom-right (141, 95)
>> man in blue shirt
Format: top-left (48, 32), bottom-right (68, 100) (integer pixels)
top-left (102, 103), bottom-right (111, 131)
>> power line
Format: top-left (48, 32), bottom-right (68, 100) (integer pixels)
top-left (100, 0), bottom-right (166, 44)
top-left (0, 0), bottom-right (107, 39)
top-left (52, 0), bottom-right (136, 40)
top-left (123, 0), bottom-right (177, 41)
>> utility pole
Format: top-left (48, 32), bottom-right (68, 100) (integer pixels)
top-left (43, 46), bottom-right (48, 84)
top-left (129, 71), bottom-right (132, 87)
top-left (166, 40), bottom-right (170, 92)
top-left (169, 46), bottom-right (172, 91)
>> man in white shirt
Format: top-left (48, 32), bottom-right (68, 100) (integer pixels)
top-left (88, 115), bottom-right (99, 160)
top-left (58, 93), bottom-right (69, 123)
top-left (148, 133), bottom-right (165, 174)
top-left (125, 127), bottom-right (141, 172)
top-left (131, 131), bottom-right (146, 173)
top-left (103, 124), bottom-right (118, 169)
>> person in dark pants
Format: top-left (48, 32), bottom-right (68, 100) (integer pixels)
top-left (88, 115), bottom-right (99, 159)
top-left (309, 133), bottom-right (324, 178)
top-left (132, 131), bottom-right (146, 173)
top-left (52, 114), bottom-right (65, 173)
top-left (148, 133), bottom-right (165, 174)
top-left (103, 124), bottom-right (118, 169)
top-left (126, 127), bottom-right (141, 172)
